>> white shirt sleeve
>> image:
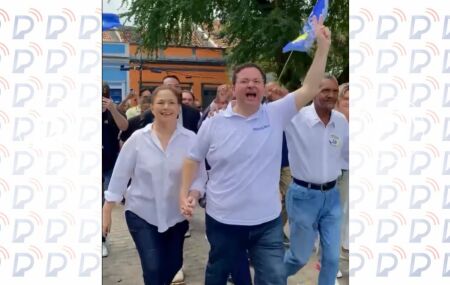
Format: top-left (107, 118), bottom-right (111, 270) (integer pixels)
top-left (191, 159), bottom-right (207, 196)
top-left (267, 93), bottom-right (297, 128)
top-left (104, 131), bottom-right (138, 202)
top-left (188, 117), bottom-right (212, 162)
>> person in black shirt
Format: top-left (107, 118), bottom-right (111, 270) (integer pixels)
top-left (102, 82), bottom-right (128, 257)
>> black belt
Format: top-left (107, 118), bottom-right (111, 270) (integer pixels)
top-left (292, 177), bottom-right (336, 191)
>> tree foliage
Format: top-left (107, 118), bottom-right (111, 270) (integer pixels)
top-left (120, 0), bottom-right (348, 88)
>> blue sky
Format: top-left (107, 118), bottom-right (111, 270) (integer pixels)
top-left (103, 0), bottom-right (134, 24)
top-left (103, 0), bottom-right (128, 13)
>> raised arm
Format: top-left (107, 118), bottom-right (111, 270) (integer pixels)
top-left (293, 16), bottom-right (331, 110)
top-left (103, 97), bottom-right (129, 131)
top-left (117, 91), bottom-right (134, 113)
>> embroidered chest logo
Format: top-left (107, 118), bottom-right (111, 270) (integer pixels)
top-left (329, 134), bottom-right (341, 147)
top-left (253, 124), bottom-right (270, 131)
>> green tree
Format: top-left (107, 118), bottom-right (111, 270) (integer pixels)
top-left (120, 0), bottom-right (348, 88)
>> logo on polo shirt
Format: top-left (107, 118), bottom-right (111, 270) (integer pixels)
top-left (253, 124), bottom-right (270, 131)
top-left (329, 134), bottom-right (341, 147)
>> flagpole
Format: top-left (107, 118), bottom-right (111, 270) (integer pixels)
top-left (278, 51), bottom-right (293, 83)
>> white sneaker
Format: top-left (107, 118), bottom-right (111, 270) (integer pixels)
top-left (336, 269), bottom-right (342, 278)
top-left (184, 229), bottom-right (191, 238)
top-left (102, 241), bottom-right (109, 257)
top-left (171, 268), bottom-right (184, 284)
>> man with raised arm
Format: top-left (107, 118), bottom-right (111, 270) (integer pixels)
top-left (180, 17), bottom-right (331, 285)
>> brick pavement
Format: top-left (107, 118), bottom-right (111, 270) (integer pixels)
top-left (102, 204), bottom-right (348, 285)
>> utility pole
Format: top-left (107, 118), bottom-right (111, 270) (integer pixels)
top-left (139, 48), bottom-right (143, 92)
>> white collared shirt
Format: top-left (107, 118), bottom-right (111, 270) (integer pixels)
top-left (105, 123), bottom-right (207, 232)
top-left (285, 103), bottom-right (349, 184)
top-left (189, 93), bottom-right (297, 226)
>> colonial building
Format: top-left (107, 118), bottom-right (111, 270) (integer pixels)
top-left (102, 25), bottom-right (229, 107)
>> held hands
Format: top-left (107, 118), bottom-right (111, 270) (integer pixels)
top-left (312, 15), bottom-right (331, 51)
top-left (180, 193), bottom-right (198, 219)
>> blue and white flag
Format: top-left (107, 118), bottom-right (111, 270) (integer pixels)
top-left (102, 13), bottom-right (122, 31)
top-left (282, 0), bottom-right (329, 53)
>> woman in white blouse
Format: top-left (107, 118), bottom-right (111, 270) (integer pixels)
top-left (102, 85), bottom-right (206, 285)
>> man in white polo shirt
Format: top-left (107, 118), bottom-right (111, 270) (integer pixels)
top-left (283, 74), bottom-right (349, 285)
top-left (180, 17), bottom-right (331, 285)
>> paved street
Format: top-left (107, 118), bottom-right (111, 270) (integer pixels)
top-left (103, 204), bottom-right (349, 285)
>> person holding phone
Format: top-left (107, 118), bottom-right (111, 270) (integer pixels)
top-left (102, 82), bottom-right (128, 257)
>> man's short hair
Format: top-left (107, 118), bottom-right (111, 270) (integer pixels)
top-left (141, 95), bottom-right (153, 104)
top-left (323, 73), bottom-right (338, 83)
top-left (162, 75), bottom-right (180, 84)
top-left (140, 88), bottom-right (151, 95)
top-left (232, 63), bottom-right (266, 85)
top-left (182, 90), bottom-right (195, 100)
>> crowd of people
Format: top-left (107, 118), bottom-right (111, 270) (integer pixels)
top-left (102, 18), bottom-right (349, 285)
